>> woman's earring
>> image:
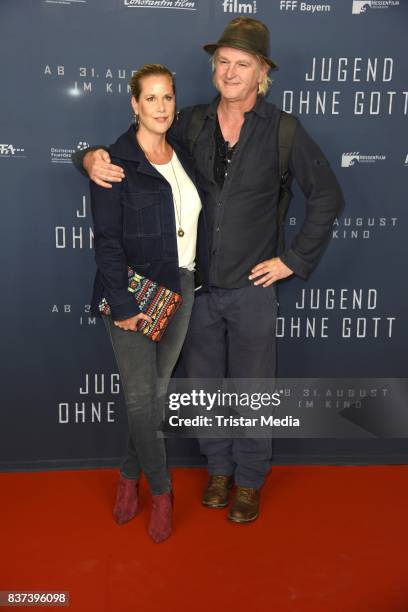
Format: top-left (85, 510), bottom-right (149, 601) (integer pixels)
top-left (134, 113), bottom-right (139, 128)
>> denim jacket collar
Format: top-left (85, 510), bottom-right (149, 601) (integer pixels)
top-left (109, 124), bottom-right (196, 184)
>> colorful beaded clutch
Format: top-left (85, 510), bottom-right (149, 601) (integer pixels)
top-left (99, 267), bottom-right (183, 342)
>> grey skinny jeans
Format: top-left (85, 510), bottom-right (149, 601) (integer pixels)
top-left (104, 269), bottom-right (194, 495)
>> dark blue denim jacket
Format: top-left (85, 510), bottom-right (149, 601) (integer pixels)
top-left (90, 125), bottom-right (209, 320)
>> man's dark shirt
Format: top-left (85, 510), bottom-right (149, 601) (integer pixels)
top-left (172, 96), bottom-right (344, 288)
top-left (214, 116), bottom-right (236, 191)
top-left (72, 95), bottom-right (344, 288)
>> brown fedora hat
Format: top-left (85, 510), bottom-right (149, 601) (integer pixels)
top-left (203, 17), bottom-right (278, 70)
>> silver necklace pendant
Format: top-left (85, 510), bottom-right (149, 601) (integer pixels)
top-left (178, 228), bottom-right (185, 237)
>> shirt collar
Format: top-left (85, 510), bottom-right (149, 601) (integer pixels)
top-left (250, 96), bottom-right (268, 118)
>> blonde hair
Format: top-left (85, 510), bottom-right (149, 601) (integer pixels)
top-left (211, 49), bottom-right (272, 96)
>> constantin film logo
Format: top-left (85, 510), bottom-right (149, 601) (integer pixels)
top-left (352, 0), bottom-right (399, 14)
top-left (0, 144), bottom-right (26, 158)
top-left (51, 141), bottom-right (89, 164)
top-left (341, 152), bottom-right (386, 167)
top-left (123, 0), bottom-right (198, 9)
top-left (279, 1), bottom-right (331, 12)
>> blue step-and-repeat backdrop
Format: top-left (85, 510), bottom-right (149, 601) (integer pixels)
top-left (1, 0), bottom-right (407, 470)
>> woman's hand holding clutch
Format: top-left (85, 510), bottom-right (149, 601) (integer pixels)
top-left (114, 312), bottom-right (152, 332)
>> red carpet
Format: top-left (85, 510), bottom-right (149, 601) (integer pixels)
top-left (1, 466), bottom-right (407, 612)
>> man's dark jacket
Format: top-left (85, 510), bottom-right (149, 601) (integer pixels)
top-left (170, 96), bottom-right (344, 286)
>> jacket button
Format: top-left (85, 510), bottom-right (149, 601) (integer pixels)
top-left (217, 202), bottom-right (222, 207)
top-left (215, 226), bottom-right (220, 232)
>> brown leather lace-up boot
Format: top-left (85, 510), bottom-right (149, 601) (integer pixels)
top-left (227, 486), bottom-right (260, 523)
top-left (202, 475), bottom-right (234, 508)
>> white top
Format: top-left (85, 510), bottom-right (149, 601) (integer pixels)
top-left (152, 151), bottom-right (202, 271)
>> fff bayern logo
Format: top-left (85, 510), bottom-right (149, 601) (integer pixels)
top-left (279, 1), bottom-right (332, 11)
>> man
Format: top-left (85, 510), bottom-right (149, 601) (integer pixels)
top-left (74, 17), bottom-right (344, 523)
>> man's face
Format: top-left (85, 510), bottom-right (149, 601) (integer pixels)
top-left (213, 46), bottom-right (267, 103)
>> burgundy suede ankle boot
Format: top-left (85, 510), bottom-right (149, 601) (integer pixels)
top-left (148, 491), bottom-right (173, 544)
top-left (113, 476), bottom-right (139, 525)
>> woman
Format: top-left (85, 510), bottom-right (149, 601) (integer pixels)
top-left (90, 64), bottom-right (204, 543)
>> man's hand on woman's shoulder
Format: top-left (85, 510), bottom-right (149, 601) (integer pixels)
top-left (84, 149), bottom-right (125, 189)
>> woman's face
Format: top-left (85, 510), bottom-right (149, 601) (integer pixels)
top-left (131, 74), bottom-right (175, 138)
